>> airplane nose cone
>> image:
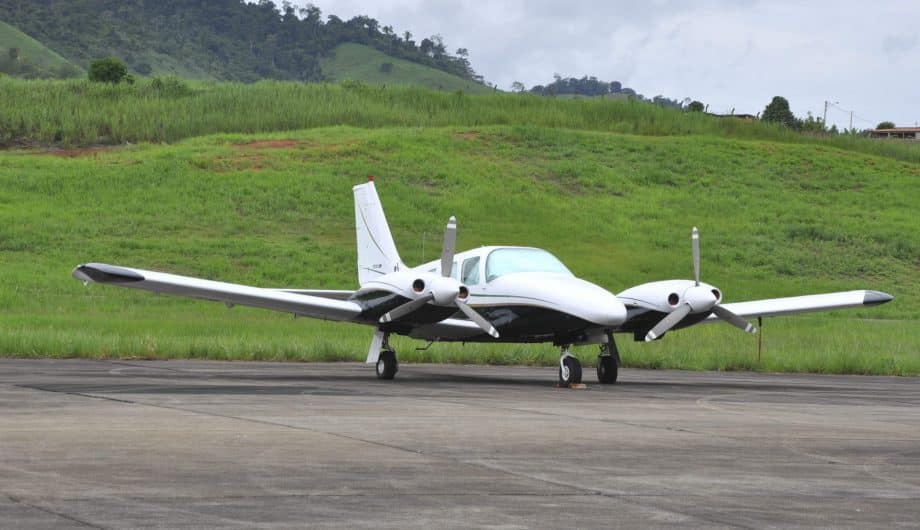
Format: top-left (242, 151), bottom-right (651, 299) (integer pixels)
top-left (556, 279), bottom-right (627, 327)
top-left (594, 297), bottom-right (628, 327)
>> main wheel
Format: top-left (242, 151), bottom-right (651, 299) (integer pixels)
top-left (596, 355), bottom-right (618, 384)
top-left (376, 350), bottom-right (398, 380)
top-left (559, 356), bottom-right (582, 386)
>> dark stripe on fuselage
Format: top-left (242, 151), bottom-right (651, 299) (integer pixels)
top-left (351, 289), bottom-right (597, 343)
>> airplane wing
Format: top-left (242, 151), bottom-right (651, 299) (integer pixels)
top-left (72, 263), bottom-right (362, 321)
top-left (705, 290), bottom-right (892, 322)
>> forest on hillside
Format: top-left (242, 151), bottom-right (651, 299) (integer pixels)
top-left (529, 75), bottom-right (684, 108)
top-left (0, 0), bottom-right (479, 82)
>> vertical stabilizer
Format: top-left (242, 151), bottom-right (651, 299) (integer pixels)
top-left (353, 179), bottom-right (404, 286)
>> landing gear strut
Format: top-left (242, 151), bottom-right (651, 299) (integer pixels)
top-left (596, 333), bottom-right (621, 384)
top-left (375, 332), bottom-right (398, 380)
top-left (559, 346), bottom-right (582, 386)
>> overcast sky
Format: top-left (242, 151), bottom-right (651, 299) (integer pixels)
top-left (298, 1), bottom-right (918, 130)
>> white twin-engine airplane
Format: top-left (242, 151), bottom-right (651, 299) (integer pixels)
top-left (73, 178), bottom-right (893, 385)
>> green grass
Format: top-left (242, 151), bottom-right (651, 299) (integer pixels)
top-left (0, 126), bottom-right (917, 374)
top-left (2, 78), bottom-right (919, 166)
top-left (0, 20), bottom-right (82, 77)
top-left (322, 43), bottom-right (490, 94)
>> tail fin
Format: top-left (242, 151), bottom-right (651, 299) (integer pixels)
top-left (353, 179), bottom-right (404, 286)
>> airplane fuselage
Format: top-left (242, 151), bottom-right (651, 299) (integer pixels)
top-left (354, 246), bottom-right (627, 344)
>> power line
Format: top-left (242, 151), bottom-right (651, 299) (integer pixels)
top-left (826, 101), bottom-right (876, 128)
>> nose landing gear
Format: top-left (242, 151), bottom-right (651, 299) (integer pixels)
top-left (559, 346), bottom-right (582, 387)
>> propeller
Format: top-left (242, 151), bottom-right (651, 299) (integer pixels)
top-left (644, 227), bottom-right (757, 341)
top-left (379, 216), bottom-right (500, 338)
top-left (692, 226), bottom-right (700, 286)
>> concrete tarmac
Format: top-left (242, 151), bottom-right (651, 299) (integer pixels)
top-left (0, 359), bottom-right (918, 529)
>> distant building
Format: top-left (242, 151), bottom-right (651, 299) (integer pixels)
top-left (869, 127), bottom-right (920, 140)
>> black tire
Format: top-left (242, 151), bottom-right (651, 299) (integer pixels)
top-left (376, 350), bottom-right (398, 380)
top-left (559, 356), bottom-right (582, 386)
top-left (596, 355), bottom-right (618, 384)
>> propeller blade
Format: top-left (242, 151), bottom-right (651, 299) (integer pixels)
top-left (712, 305), bottom-right (758, 334)
top-left (455, 300), bottom-right (500, 338)
top-left (645, 303), bottom-right (692, 342)
top-left (692, 226), bottom-right (700, 286)
top-left (440, 216), bottom-right (457, 278)
top-left (379, 293), bottom-right (434, 323)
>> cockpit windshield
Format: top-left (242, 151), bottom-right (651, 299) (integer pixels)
top-left (485, 248), bottom-right (572, 282)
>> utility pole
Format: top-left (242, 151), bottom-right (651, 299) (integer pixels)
top-left (822, 100), bottom-right (839, 131)
top-left (849, 111), bottom-right (853, 132)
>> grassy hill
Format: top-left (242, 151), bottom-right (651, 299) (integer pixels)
top-left (0, 20), bottom-right (82, 78)
top-left (0, 116), bottom-right (917, 373)
top-left (322, 43), bottom-right (491, 93)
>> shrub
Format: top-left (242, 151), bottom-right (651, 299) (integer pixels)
top-left (143, 76), bottom-right (192, 97)
top-left (88, 57), bottom-right (131, 84)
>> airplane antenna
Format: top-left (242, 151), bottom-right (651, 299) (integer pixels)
top-left (757, 316), bottom-right (763, 362)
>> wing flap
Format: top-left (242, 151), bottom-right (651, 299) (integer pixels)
top-left (705, 290), bottom-right (893, 322)
top-left (272, 289), bottom-right (355, 301)
top-left (73, 263), bottom-right (362, 321)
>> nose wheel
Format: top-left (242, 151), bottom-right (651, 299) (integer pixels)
top-left (559, 347), bottom-right (582, 386)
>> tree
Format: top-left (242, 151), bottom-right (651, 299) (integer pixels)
top-left (687, 100), bottom-right (705, 112)
top-left (87, 57), bottom-right (131, 83)
top-left (8, 47), bottom-right (19, 62)
top-left (510, 81), bottom-right (525, 93)
top-left (761, 96), bottom-right (798, 128)
top-left (876, 121), bottom-right (895, 130)
top-left (800, 112), bottom-right (825, 133)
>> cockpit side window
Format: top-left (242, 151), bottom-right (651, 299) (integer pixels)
top-left (461, 257), bottom-right (480, 285)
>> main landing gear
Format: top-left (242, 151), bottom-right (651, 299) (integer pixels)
top-left (375, 332), bottom-right (398, 380)
top-left (596, 334), bottom-right (621, 384)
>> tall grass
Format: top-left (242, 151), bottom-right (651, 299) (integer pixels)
top-left (2, 77), bottom-right (919, 163)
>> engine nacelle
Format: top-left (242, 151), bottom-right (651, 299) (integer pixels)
top-left (359, 270), bottom-right (465, 306)
top-left (617, 279), bottom-right (722, 313)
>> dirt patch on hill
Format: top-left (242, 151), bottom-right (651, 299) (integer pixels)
top-left (44, 146), bottom-right (119, 158)
top-left (452, 131), bottom-right (480, 140)
top-left (237, 140), bottom-right (297, 149)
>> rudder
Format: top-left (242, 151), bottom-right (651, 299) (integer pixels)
top-left (353, 179), bottom-right (404, 286)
